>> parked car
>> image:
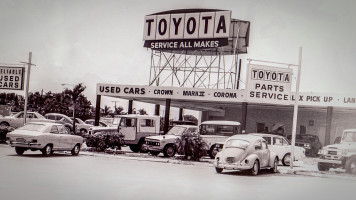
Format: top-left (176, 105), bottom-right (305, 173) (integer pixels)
top-left (84, 119), bottom-right (109, 127)
top-left (317, 129), bottom-right (356, 174)
top-left (0, 111), bottom-right (53, 128)
top-left (70, 117), bottom-right (93, 135)
top-left (44, 113), bottom-right (74, 133)
top-left (145, 125), bottom-right (198, 157)
top-left (6, 122), bottom-right (83, 156)
top-left (251, 133), bottom-right (305, 166)
top-left (200, 120), bottom-right (241, 158)
top-left (214, 134), bottom-right (279, 176)
top-left (287, 134), bottom-right (322, 157)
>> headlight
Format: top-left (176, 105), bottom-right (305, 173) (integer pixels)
top-left (318, 149), bottom-right (324, 155)
top-left (304, 143), bottom-right (311, 148)
top-left (244, 159), bottom-right (249, 164)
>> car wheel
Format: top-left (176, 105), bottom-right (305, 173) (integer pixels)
top-left (15, 147), bottom-right (25, 156)
top-left (42, 145), bottom-right (53, 157)
top-left (215, 167), bottom-right (223, 174)
top-left (64, 126), bottom-right (71, 133)
top-left (282, 153), bottom-right (291, 166)
top-left (270, 158), bottom-right (278, 173)
top-left (129, 145), bottom-right (140, 153)
top-left (0, 122), bottom-right (10, 129)
top-left (250, 160), bottom-right (259, 176)
top-left (71, 144), bottom-right (80, 156)
top-left (345, 157), bottom-right (356, 174)
top-left (209, 144), bottom-right (217, 159)
top-left (139, 140), bottom-right (148, 153)
top-left (80, 129), bottom-right (87, 136)
top-left (150, 151), bottom-right (160, 156)
top-left (318, 162), bottom-right (330, 172)
top-left (163, 145), bottom-right (176, 157)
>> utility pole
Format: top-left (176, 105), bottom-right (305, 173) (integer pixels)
top-left (21, 52), bottom-right (36, 124)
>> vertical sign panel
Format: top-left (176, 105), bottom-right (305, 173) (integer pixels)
top-left (155, 14), bottom-right (171, 40)
top-left (214, 11), bottom-right (231, 38)
top-left (170, 13), bottom-right (185, 39)
top-left (143, 15), bottom-right (157, 40)
top-left (198, 12), bottom-right (215, 38)
top-left (183, 13), bottom-right (200, 39)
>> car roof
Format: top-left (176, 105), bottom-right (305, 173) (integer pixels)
top-left (344, 129), bottom-right (356, 132)
top-left (172, 125), bottom-right (198, 128)
top-left (26, 121), bottom-right (64, 126)
top-left (227, 134), bottom-right (263, 142)
top-left (117, 114), bottom-right (160, 119)
top-left (201, 120), bottom-right (241, 126)
top-left (90, 126), bottom-right (117, 131)
top-left (45, 113), bottom-right (69, 117)
top-left (250, 133), bottom-right (285, 138)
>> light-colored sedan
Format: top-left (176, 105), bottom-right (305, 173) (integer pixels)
top-left (6, 122), bottom-right (83, 156)
top-left (251, 133), bottom-right (306, 166)
top-left (214, 134), bottom-right (279, 176)
top-left (0, 111), bottom-right (53, 128)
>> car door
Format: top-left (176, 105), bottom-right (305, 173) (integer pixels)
top-left (261, 141), bottom-right (270, 167)
top-left (119, 118), bottom-right (137, 141)
top-left (58, 125), bottom-right (73, 150)
top-left (48, 125), bottom-right (62, 150)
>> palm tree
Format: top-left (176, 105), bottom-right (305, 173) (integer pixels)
top-left (101, 105), bottom-right (112, 117)
top-left (64, 83), bottom-right (86, 133)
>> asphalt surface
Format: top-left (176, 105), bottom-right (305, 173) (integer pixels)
top-left (1, 144), bottom-right (355, 200)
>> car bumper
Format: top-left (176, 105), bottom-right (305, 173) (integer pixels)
top-left (315, 158), bottom-right (342, 165)
top-left (147, 145), bottom-right (163, 152)
top-left (214, 161), bottom-right (252, 170)
top-left (8, 141), bottom-right (42, 148)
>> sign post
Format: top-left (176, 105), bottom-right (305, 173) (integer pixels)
top-left (290, 47), bottom-right (303, 169)
top-left (21, 52), bottom-right (35, 124)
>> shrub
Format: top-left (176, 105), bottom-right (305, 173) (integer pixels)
top-left (174, 132), bottom-right (208, 160)
top-left (0, 127), bottom-right (14, 142)
top-left (86, 131), bottom-right (125, 152)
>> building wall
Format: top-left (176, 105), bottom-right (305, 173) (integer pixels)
top-left (202, 104), bottom-right (356, 146)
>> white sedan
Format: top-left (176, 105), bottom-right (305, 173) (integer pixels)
top-left (7, 122), bottom-right (83, 156)
top-left (0, 111), bottom-right (53, 128)
top-left (251, 133), bottom-right (306, 166)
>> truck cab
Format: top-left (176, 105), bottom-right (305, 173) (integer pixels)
top-left (117, 115), bottom-right (160, 153)
top-left (317, 129), bottom-right (356, 174)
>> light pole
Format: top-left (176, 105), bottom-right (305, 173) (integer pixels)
top-left (20, 52), bottom-right (36, 125)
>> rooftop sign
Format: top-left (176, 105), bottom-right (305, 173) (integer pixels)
top-left (143, 9), bottom-right (231, 50)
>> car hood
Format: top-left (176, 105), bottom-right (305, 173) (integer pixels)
top-left (221, 148), bottom-right (247, 162)
top-left (7, 130), bottom-right (43, 137)
top-left (295, 140), bottom-right (313, 144)
top-left (146, 135), bottom-right (179, 141)
top-left (323, 143), bottom-right (356, 150)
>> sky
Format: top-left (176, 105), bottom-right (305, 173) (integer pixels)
top-left (0, 0), bottom-right (355, 116)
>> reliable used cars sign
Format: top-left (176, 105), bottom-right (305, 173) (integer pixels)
top-left (0, 66), bottom-right (25, 90)
top-left (143, 9), bottom-right (231, 50)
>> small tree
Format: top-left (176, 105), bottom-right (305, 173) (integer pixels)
top-left (64, 83), bottom-right (86, 133)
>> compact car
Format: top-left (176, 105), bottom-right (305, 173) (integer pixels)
top-left (214, 134), bottom-right (279, 176)
top-left (6, 122), bottom-right (83, 156)
top-left (145, 125), bottom-right (198, 157)
top-left (287, 134), bottom-right (322, 157)
top-left (0, 111), bottom-right (53, 128)
top-left (251, 133), bottom-right (305, 166)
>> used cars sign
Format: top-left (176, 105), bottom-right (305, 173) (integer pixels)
top-left (0, 66), bottom-right (24, 90)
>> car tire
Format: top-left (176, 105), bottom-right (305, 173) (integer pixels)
top-left (71, 144), bottom-right (80, 156)
top-left (250, 160), bottom-right (259, 176)
top-left (282, 153), bottom-right (291, 166)
top-left (345, 157), bottom-right (356, 174)
top-left (0, 122), bottom-right (10, 129)
top-left (215, 167), bottom-right (223, 174)
top-left (270, 158), bottom-right (278, 173)
top-left (209, 144), bottom-right (217, 159)
top-left (42, 145), bottom-right (53, 157)
top-left (317, 162), bottom-right (330, 172)
top-left (150, 151), bottom-right (160, 156)
top-left (15, 147), bottom-right (25, 156)
top-left (129, 145), bottom-right (140, 153)
top-left (139, 140), bottom-right (148, 153)
top-left (163, 145), bottom-right (176, 157)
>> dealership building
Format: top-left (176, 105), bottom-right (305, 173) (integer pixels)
top-left (95, 9), bottom-right (356, 147)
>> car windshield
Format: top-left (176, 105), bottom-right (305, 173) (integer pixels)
top-left (225, 139), bottom-right (250, 149)
top-left (342, 131), bottom-right (356, 142)
top-left (18, 123), bottom-right (46, 132)
top-left (167, 126), bottom-right (187, 136)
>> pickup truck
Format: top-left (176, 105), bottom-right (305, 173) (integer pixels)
top-left (317, 129), bottom-right (356, 174)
